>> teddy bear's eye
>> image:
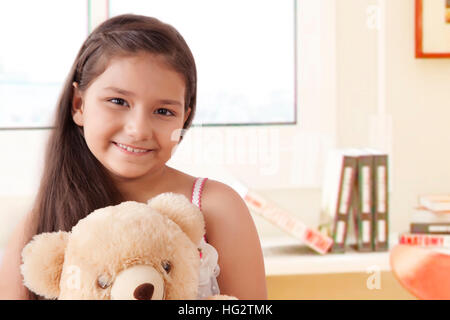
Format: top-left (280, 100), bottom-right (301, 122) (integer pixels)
top-left (161, 260), bottom-right (172, 274)
top-left (97, 275), bottom-right (112, 289)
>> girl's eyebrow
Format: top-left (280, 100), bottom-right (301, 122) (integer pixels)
top-left (104, 86), bottom-right (136, 97)
top-left (103, 86), bottom-right (183, 108)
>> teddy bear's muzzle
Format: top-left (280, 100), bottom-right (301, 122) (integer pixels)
top-left (110, 265), bottom-right (165, 300)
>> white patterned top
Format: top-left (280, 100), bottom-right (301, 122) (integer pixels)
top-left (191, 177), bottom-right (221, 299)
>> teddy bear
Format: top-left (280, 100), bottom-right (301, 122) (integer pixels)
top-left (20, 193), bottom-right (236, 300)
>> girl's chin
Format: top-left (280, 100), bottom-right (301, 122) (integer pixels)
top-left (106, 166), bottom-right (152, 181)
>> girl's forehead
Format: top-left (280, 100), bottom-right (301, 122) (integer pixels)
top-left (103, 52), bottom-right (179, 80)
top-left (107, 51), bottom-right (169, 69)
top-left (89, 52), bottom-right (186, 99)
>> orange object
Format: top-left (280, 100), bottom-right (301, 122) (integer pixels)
top-left (390, 245), bottom-right (450, 299)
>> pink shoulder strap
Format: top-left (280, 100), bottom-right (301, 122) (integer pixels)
top-left (191, 177), bottom-right (209, 246)
top-left (191, 177), bottom-right (208, 211)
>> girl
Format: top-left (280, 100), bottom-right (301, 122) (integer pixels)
top-left (0, 14), bottom-right (267, 300)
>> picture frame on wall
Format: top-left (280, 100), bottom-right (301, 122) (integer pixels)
top-left (415, 0), bottom-right (450, 58)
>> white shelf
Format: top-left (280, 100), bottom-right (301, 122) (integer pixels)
top-left (0, 238), bottom-right (396, 277)
top-left (262, 236), bottom-right (394, 276)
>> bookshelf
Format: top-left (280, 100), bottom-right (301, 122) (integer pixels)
top-left (0, 235), bottom-right (398, 277)
top-left (262, 234), bottom-right (399, 276)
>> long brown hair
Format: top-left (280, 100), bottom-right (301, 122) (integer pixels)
top-left (28, 14), bottom-right (197, 299)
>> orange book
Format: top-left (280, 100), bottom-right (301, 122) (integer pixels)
top-left (226, 179), bottom-right (333, 255)
top-left (244, 190), bottom-right (333, 255)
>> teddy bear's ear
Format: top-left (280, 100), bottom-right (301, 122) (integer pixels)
top-left (20, 231), bottom-right (69, 299)
top-left (147, 193), bottom-right (205, 245)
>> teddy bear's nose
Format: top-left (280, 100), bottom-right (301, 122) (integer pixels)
top-left (134, 283), bottom-right (155, 300)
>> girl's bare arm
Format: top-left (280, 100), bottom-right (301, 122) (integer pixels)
top-left (202, 181), bottom-right (268, 300)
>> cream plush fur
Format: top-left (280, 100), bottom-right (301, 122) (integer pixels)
top-left (20, 193), bottom-right (235, 300)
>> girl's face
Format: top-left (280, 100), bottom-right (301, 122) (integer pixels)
top-left (72, 52), bottom-right (191, 180)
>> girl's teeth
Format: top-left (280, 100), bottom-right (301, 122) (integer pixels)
top-left (116, 143), bottom-right (149, 153)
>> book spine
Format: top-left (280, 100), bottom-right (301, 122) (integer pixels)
top-left (355, 155), bottom-right (374, 252)
top-left (330, 156), bottom-right (358, 253)
top-left (244, 190), bottom-right (333, 255)
top-left (347, 178), bottom-right (359, 247)
top-left (410, 223), bottom-right (450, 234)
top-left (399, 233), bottom-right (450, 247)
top-left (373, 154), bottom-right (389, 251)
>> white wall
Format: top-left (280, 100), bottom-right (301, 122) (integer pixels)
top-left (335, 0), bottom-right (450, 236)
top-left (386, 0), bottom-right (450, 233)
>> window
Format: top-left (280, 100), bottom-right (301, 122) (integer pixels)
top-left (0, 0), bottom-right (295, 128)
top-left (166, 0), bottom-right (338, 190)
top-left (108, 0), bottom-right (297, 126)
top-left (0, 0), bottom-right (337, 193)
top-left (0, 0), bottom-right (88, 129)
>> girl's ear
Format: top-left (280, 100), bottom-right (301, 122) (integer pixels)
top-left (20, 231), bottom-right (69, 300)
top-left (72, 82), bottom-right (84, 126)
top-left (184, 107), bottom-right (192, 124)
top-left (147, 193), bottom-right (205, 245)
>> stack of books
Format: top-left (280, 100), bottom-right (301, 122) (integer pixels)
top-left (318, 148), bottom-right (389, 253)
top-left (399, 195), bottom-right (450, 249)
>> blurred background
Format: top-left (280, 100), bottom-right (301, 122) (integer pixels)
top-left (1, 0), bottom-right (449, 299)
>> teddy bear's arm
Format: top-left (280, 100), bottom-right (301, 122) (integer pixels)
top-left (20, 231), bottom-right (69, 299)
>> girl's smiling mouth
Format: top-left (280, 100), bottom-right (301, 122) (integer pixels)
top-left (112, 141), bottom-right (154, 155)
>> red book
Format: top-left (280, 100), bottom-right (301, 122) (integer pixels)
top-left (399, 232), bottom-right (450, 248)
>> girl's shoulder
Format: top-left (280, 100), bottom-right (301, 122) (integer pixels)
top-left (167, 167), bottom-right (252, 228)
top-left (164, 168), bottom-right (249, 222)
top-left (201, 179), bottom-right (243, 208)
top-left (200, 179), bottom-right (254, 233)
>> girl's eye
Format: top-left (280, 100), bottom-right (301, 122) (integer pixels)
top-left (109, 98), bottom-right (129, 107)
top-left (155, 108), bottom-right (175, 117)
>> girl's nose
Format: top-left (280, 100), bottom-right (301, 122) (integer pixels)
top-left (124, 108), bottom-right (153, 141)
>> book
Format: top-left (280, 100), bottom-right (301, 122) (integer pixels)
top-left (399, 232), bottom-right (450, 248)
top-left (367, 149), bottom-right (389, 252)
top-left (319, 149), bottom-right (359, 253)
top-left (411, 223), bottom-right (450, 234)
top-left (225, 179), bottom-right (334, 255)
top-left (353, 152), bottom-right (375, 252)
top-left (346, 180), bottom-right (359, 248)
top-left (418, 194), bottom-right (450, 212)
top-left (411, 207), bottom-right (450, 224)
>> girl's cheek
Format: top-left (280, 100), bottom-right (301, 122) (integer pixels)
top-left (164, 124), bottom-right (184, 145)
top-left (88, 105), bottom-right (122, 126)
top-left (169, 129), bottom-right (183, 145)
